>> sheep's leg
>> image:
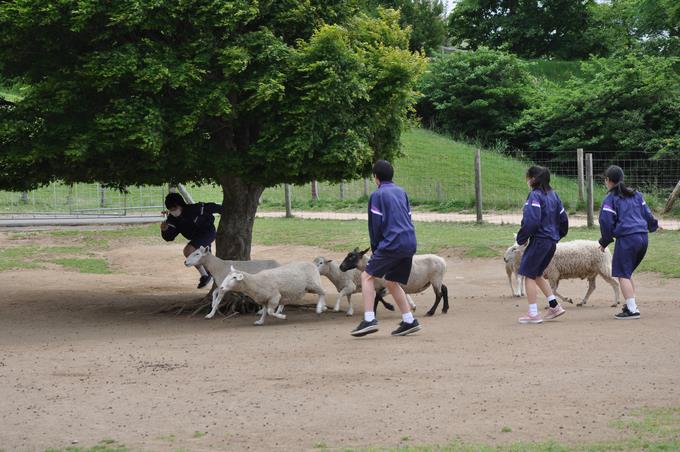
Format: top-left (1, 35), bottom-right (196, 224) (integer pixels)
top-left (266, 294), bottom-right (286, 321)
top-left (333, 293), bottom-right (343, 312)
top-left (254, 305), bottom-right (268, 326)
top-left (205, 289), bottom-right (224, 319)
top-left (600, 272), bottom-right (621, 307)
top-left (551, 280), bottom-right (572, 304)
top-left (308, 284), bottom-right (327, 315)
top-left (275, 305), bottom-right (284, 314)
top-left (578, 277), bottom-right (596, 307)
top-left (345, 293), bottom-right (354, 316)
top-left (373, 289), bottom-right (395, 313)
top-left (407, 294), bottom-right (416, 311)
top-left (507, 270), bottom-right (516, 297)
top-left (426, 285), bottom-right (442, 317)
top-left (520, 276), bottom-right (525, 296)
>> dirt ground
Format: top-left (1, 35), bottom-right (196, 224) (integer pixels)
top-left (1, 238), bottom-right (680, 451)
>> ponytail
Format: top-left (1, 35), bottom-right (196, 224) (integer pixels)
top-left (526, 166), bottom-right (552, 194)
top-left (604, 165), bottom-right (635, 198)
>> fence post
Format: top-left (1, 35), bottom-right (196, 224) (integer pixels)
top-left (20, 192), bottom-right (29, 203)
top-left (474, 148), bottom-right (483, 224)
top-left (311, 180), bottom-right (319, 201)
top-left (586, 153), bottom-right (594, 228)
top-left (577, 148), bottom-right (585, 202)
top-left (363, 178), bottom-right (369, 197)
top-left (284, 184), bottom-right (293, 218)
top-left (435, 181), bottom-right (443, 203)
top-left (99, 184), bottom-right (106, 208)
top-left (339, 182), bottom-right (345, 201)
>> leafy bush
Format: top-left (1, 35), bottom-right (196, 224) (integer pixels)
top-left (508, 55), bottom-right (680, 161)
top-left (418, 48), bottom-right (532, 143)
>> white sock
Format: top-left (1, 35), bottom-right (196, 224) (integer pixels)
top-left (364, 311), bottom-right (376, 322)
top-left (626, 298), bottom-right (638, 313)
top-left (529, 304), bottom-right (538, 316)
top-left (547, 295), bottom-right (556, 302)
top-left (197, 265), bottom-right (209, 277)
top-left (402, 312), bottom-right (414, 323)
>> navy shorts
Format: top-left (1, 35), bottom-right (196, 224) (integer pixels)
top-left (612, 233), bottom-right (648, 279)
top-left (518, 237), bottom-right (557, 279)
top-left (187, 231), bottom-right (216, 249)
top-left (365, 252), bottom-right (413, 285)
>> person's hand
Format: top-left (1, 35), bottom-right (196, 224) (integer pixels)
top-left (160, 221), bottom-right (169, 232)
top-left (599, 245), bottom-right (605, 253)
top-left (161, 209), bottom-right (168, 217)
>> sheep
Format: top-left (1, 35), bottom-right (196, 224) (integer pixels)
top-left (184, 246), bottom-right (280, 318)
top-left (339, 248), bottom-right (449, 316)
top-left (503, 244), bottom-right (525, 297)
top-left (312, 256), bottom-right (393, 316)
top-left (217, 262), bottom-right (328, 325)
top-left (505, 239), bottom-right (620, 307)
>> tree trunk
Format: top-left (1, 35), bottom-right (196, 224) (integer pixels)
top-left (216, 176), bottom-right (265, 261)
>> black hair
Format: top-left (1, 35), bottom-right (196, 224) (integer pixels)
top-left (372, 160), bottom-right (394, 182)
top-left (165, 192), bottom-right (188, 209)
top-left (604, 165), bottom-right (635, 198)
top-left (526, 166), bottom-right (552, 193)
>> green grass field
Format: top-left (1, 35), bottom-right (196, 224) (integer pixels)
top-left (2, 219), bottom-right (678, 277)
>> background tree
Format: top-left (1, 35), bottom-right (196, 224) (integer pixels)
top-left (448, 0), bottom-right (598, 59)
top-left (0, 1), bottom-right (425, 260)
top-left (368, 0), bottom-right (447, 55)
top-left (508, 55), bottom-right (680, 161)
top-left (418, 48), bottom-right (532, 143)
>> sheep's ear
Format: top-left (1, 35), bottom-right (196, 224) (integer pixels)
top-left (230, 265), bottom-right (236, 273)
top-left (200, 246), bottom-right (207, 253)
top-left (327, 259), bottom-right (333, 263)
top-left (513, 233), bottom-right (518, 240)
top-left (361, 247), bottom-right (370, 255)
top-left (353, 247), bottom-right (360, 253)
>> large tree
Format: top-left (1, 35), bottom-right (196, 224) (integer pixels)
top-left (447, 0), bottom-right (598, 59)
top-left (0, 1), bottom-right (424, 260)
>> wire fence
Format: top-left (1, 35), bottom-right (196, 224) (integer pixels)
top-left (2, 152), bottom-right (680, 222)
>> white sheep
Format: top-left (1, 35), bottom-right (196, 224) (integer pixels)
top-left (217, 262), bottom-right (328, 325)
top-left (313, 256), bottom-right (393, 316)
top-left (505, 239), bottom-right (620, 307)
top-left (184, 246), bottom-right (280, 318)
top-left (503, 244), bottom-right (525, 297)
top-left (339, 248), bottom-right (449, 316)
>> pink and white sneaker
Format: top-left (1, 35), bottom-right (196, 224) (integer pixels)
top-left (518, 312), bottom-right (543, 324)
top-left (544, 305), bottom-right (566, 321)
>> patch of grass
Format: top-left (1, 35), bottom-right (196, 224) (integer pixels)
top-left (45, 439), bottom-right (129, 452)
top-left (157, 434), bottom-right (176, 442)
top-left (400, 436), bottom-right (412, 441)
top-left (314, 442), bottom-right (328, 449)
top-left (192, 431), bottom-right (207, 438)
top-left (500, 427), bottom-right (512, 433)
top-left (0, 245), bottom-right (42, 271)
top-left (51, 258), bottom-right (111, 274)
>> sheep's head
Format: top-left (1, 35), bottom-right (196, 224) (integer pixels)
top-left (339, 247), bottom-right (370, 272)
top-left (184, 246), bottom-right (209, 267)
top-left (313, 257), bottom-right (332, 275)
top-left (503, 241), bottom-right (526, 263)
top-left (220, 265), bottom-right (245, 294)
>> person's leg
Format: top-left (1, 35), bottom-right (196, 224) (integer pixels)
top-left (361, 271), bottom-right (377, 322)
top-left (384, 280), bottom-right (412, 315)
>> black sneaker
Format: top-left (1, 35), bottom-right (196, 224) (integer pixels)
top-left (197, 275), bottom-right (213, 289)
top-left (351, 319), bottom-right (379, 337)
top-left (391, 319), bottom-right (422, 336)
top-left (615, 305), bottom-right (640, 320)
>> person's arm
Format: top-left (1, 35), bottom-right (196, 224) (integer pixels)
top-left (598, 195), bottom-right (617, 249)
top-left (558, 198), bottom-right (569, 239)
top-left (368, 193), bottom-right (384, 253)
top-left (193, 202), bottom-right (221, 227)
top-left (641, 195), bottom-right (659, 232)
top-left (161, 218), bottom-right (180, 241)
top-left (516, 193), bottom-right (541, 245)
top-left (203, 202), bottom-right (223, 216)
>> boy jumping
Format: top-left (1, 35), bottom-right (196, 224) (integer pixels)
top-left (351, 160), bottom-right (421, 337)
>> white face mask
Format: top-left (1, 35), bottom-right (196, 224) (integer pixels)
top-left (169, 208), bottom-right (182, 217)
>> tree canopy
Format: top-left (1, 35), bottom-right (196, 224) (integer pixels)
top-left (0, 1), bottom-right (425, 259)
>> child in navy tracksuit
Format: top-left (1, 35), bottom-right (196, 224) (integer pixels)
top-left (161, 193), bottom-right (224, 289)
top-left (350, 160), bottom-right (421, 337)
top-left (598, 165), bottom-right (659, 320)
top-left (516, 166), bottom-right (569, 324)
